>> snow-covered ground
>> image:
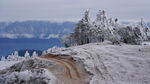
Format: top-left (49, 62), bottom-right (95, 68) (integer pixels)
top-left (47, 42), bottom-right (150, 84)
top-left (0, 58), bottom-right (57, 84)
top-left (0, 61), bottom-right (20, 70)
top-left (0, 42), bottom-right (150, 84)
top-left (142, 41), bottom-right (150, 46)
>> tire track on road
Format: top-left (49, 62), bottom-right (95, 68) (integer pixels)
top-left (39, 53), bottom-right (80, 79)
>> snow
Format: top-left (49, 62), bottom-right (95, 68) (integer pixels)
top-left (0, 61), bottom-right (20, 70)
top-left (0, 42), bottom-right (150, 84)
top-left (1, 10), bottom-right (150, 84)
top-left (0, 69), bottom-right (56, 84)
top-left (47, 42), bottom-right (150, 84)
top-left (65, 10), bottom-right (150, 46)
top-left (0, 50), bottom-right (40, 70)
top-left (32, 51), bottom-right (38, 58)
top-left (142, 41), bottom-right (150, 45)
top-left (24, 51), bottom-right (30, 59)
top-left (0, 58), bottom-right (57, 84)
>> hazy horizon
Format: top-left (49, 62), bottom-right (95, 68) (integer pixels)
top-left (0, 0), bottom-right (150, 22)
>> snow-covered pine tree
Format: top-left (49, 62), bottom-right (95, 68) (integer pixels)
top-left (71, 10), bottom-right (92, 45)
top-left (63, 10), bottom-right (150, 46)
top-left (32, 51), bottom-right (38, 58)
top-left (92, 10), bottom-right (120, 44)
top-left (118, 18), bottom-right (150, 44)
top-left (6, 55), bottom-right (11, 61)
top-left (42, 51), bottom-right (47, 56)
top-left (118, 26), bottom-right (143, 45)
top-left (6, 51), bottom-right (19, 61)
top-left (13, 51), bottom-right (19, 61)
top-left (1, 56), bottom-right (6, 61)
top-left (24, 51), bottom-right (30, 59)
top-left (137, 18), bottom-right (150, 40)
top-left (108, 18), bottom-right (121, 44)
top-left (92, 10), bottom-right (106, 42)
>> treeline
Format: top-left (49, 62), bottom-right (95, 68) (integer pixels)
top-left (1, 51), bottom-right (42, 61)
top-left (63, 10), bottom-right (150, 47)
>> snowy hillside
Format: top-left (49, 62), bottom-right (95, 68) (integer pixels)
top-left (0, 42), bottom-right (150, 84)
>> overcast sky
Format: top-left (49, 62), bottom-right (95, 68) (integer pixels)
top-left (0, 0), bottom-right (150, 22)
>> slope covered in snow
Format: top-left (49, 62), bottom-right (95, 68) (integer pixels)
top-left (47, 42), bottom-right (150, 84)
top-left (0, 61), bottom-right (20, 70)
top-left (0, 42), bottom-right (150, 84)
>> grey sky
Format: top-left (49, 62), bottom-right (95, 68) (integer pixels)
top-left (0, 0), bottom-right (150, 22)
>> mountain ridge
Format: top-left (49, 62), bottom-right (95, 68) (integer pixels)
top-left (0, 20), bottom-right (150, 39)
top-left (0, 21), bottom-right (76, 39)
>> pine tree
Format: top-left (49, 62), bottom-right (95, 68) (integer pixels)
top-left (6, 51), bottom-right (19, 61)
top-left (71, 10), bottom-right (92, 45)
top-left (1, 56), bottom-right (6, 61)
top-left (63, 10), bottom-right (150, 46)
top-left (138, 18), bottom-right (150, 40)
top-left (32, 51), bottom-right (38, 58)
top-left (13, 51), bottom-right (19, 61)
top-left (24, 51), bottom-right (30, 59)
top-left (7, 55), bottom-right (11, 61)
top-left (42, 51), bottom-right (47, 56)
top-left (92, 10), bottom-right (107, 42)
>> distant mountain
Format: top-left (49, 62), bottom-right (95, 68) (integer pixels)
top-left (121, 21), bottom-right (130, 25)
top-left (0, 21), bottom-right (149, 39)
top-left (0, 21), bottom-right (76, 39)
top-left (121, 21), bottom-right (150, 28)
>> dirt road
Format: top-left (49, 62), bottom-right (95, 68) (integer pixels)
top-left (40, 53), bottom-right (90, 84)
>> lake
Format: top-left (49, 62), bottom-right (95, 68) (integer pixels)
top-left (0, 38), bottom-right (64, 57)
